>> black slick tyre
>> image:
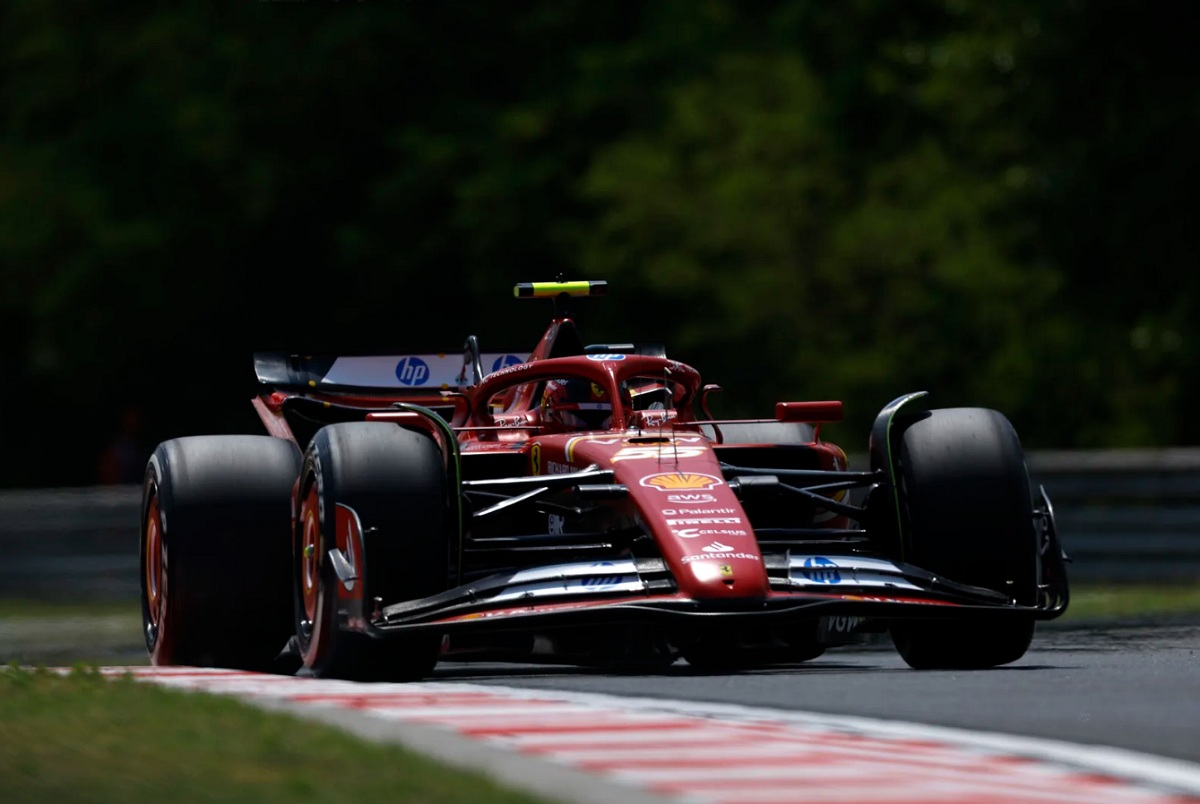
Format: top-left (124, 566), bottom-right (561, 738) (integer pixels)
top-left (887, 408), bottom-right (1038, 669)
top-left (140, 435), bottom-right (301, 671)
top-left (294, 422), bottom-right (449, 682)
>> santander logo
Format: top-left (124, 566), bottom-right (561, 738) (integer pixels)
top-left (701, 541), bottom-right (734, 553)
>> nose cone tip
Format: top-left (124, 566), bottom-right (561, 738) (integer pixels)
top-left (684, 557), bottom-right (771, 597)
top-left (690, 562), bottom-right (726, 583)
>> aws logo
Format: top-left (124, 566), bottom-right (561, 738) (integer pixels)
top-left (666, 493), bottom-right (717, 504)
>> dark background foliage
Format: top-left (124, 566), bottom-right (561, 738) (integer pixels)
top-left (2, 1), bottom-right (1195, 488)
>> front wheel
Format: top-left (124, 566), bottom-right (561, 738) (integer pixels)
top-left (890, 617), bottom-right (1034, 670)
top-left (294, 422), bottom-right (449, 681)
top-left (886, 407), bottom-right (1039, 669)
top-left (140, 435), bottom-right (301, 671)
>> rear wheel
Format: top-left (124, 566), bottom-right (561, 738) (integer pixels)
top-left (140, 435), bottom-right (301, 671)
top-left (295, 422), bottom-right (449, 681)
top-left (886, 408), bottom-right (1038, 669)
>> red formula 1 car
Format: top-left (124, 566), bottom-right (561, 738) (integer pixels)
top-left (139, 279), bottom-right (1069, 680)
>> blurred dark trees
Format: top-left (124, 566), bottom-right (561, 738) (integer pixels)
top-left (1, 1), bottom-right (1195, 487)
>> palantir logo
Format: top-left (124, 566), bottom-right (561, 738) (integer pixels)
top-left (802, 556), bottom-right (842, 584)
top-left (491, 354), bottom-right (523, 372)
top-left (395, 356), bottom-right (430, 386)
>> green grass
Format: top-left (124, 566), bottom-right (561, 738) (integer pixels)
top-left (1058, 583), bottom-right (1200, 622)
top-left (0, 599), bottom-right (141, 618)
top-left (0, 664), bottom-right (553, 804)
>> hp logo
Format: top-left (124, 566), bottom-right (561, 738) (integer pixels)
top-left (491, 354), bottom-right (523, 372)
top-left (395, 356), bottom-right (431, 386)
top-left (801, 556), bottom-right (842, 584)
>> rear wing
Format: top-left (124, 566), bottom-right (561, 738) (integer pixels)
top-left (255, 280), bottom-right (606, 393)
top-left (253, 342), bottom-right (529, 393)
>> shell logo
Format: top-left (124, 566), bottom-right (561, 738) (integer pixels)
top-left (640, 472), bottom-right (724, 491)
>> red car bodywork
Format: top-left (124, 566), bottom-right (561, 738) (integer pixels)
top-left (143, 279), bottom-right (1069, 677)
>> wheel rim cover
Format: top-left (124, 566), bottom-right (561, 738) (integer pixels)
top-left (300, 485), bottom-right (321, 624)
top-left (144, 496), bottom-right (165, 632)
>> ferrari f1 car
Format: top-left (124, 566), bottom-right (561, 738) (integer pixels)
top-left (139, 279), bottom-right (1070, 680)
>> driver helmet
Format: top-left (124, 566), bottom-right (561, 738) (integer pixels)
top-left (626, 377), bottom-right (670, 410)
top-left (542, 378), bottom-right (613, 431)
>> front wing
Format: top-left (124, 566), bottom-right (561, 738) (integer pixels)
top-left (364, 553), bottom-right (1060, 639)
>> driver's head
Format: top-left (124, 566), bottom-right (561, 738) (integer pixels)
top-left (626, 378), bottom-right (670, 410)
top-left (541, 378), bottom-right (612, 431)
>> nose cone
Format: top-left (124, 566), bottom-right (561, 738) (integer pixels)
top-left (617, 460), bottom-right (770, 599)
top-left (568, 434), bottom-right (772, 599)
top-left (675, 537), bottom-right (770, 598)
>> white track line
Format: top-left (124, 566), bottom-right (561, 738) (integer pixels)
top-left (90, 668), bottom-right (1200, 804)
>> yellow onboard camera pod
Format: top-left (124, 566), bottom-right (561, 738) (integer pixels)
top-left (513, 280), bottom-right (608, 298)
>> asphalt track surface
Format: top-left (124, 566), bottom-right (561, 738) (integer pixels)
top-left (96, 619), bottom-right (1200, 804)
top-left (435, 620), bottom-right (1200, 766)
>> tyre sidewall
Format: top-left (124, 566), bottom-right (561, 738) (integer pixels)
top-left (896, 408), bottom-right (1039, 604)
top-left (294, 422), bottom-right (449, 680)
top-left (140, 435), bottom-right (301, 670)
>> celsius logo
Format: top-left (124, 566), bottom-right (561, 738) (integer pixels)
top-left (674, 528), bottom-right (747, 539)
top-left (802, 556), bottom-right (842, 584)
top-left (491, 354), bottom-right (523, 372)
top-left (587, 353), bottom-right (626, 361)
top-left (395, 356), bottom-right (430, 386)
